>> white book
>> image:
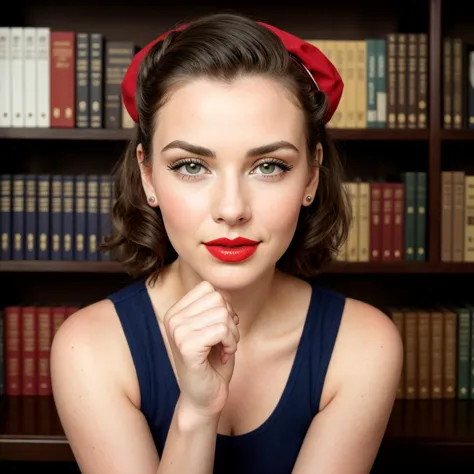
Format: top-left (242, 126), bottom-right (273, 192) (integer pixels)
top-left (36, 28), bottom-right (50, 128)
top-left (0, 28), bottom-right (11, 127)
top-left (24, 27), bottom-right (37, 127)
top-left (10, 27), bottom-right (24, 127)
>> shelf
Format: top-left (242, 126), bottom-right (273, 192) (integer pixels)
top-left (0, 396), bottom-right (71, 462)
top-left (327, 128), bottom-right (429, 141)
top-left (1, 260), bottom-right (474, 274)
top-left (0, 128), bottom-right (429, 142)
top-left (327, 261), bottom-right (474, 274)
top-left (441, 129), bottom-right (474, 141)
top-left (1, 397), bottom-right (474, 462)
top-left (0, 128), bottom-right (132, 141)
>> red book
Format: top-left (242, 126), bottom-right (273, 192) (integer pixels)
top-left (4, 306), bottom-right (22, 396)
top-left (381, 183), bottom-right (394, 262)
top-left (50, 31), bottom-right (75, 128)
top-left (37, 306), bottom-right (53, 396)
top-left (52, 306), bottom-right (67, 339)
top-left (21, 306), bottom-right (38, 396)
top-left (392, 183), bottom-right (405, 261)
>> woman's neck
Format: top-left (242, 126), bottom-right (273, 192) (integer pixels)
top-left (165, 258), bottom-right (284, 338)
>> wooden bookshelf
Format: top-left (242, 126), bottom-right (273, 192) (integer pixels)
top-left (2, 0), bottom-right (474, 470)
top-left (1, 260), bottom-right (474, 274)
top-left (2, 397), bottom-right (474, 466)
top-left (0, 127), bottom-right (430, 142)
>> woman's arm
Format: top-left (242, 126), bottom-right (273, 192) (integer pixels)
top-left (51, 300), bottom-right (219, 474)
top-left (291, 298), bottom-right (403, 474)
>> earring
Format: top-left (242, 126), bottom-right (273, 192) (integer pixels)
top-left (148, 196), bottom-right (156, 204)
top-left (305, 195), bottom-right (313, 202)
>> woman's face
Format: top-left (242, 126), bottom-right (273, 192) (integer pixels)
top-left (138, 76), bottom-right (321, 290)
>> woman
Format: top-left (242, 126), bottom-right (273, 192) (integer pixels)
top-left (51, 12), bottom-right (403, 474)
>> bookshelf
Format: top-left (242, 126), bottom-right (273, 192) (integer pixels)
top-left (1, 0), bottom-right (474, 470)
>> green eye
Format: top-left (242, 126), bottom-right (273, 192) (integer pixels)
top-left (184, 163), bottom-right (202, 174)
top-left (259, 163), bottom-right (276, 174)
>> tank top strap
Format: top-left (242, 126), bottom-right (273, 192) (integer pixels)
top-left (304, 281), bottom-right (346, 413)
top-left (107, 279), bottom-right (179, 439)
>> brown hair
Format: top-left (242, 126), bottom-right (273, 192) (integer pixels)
top-left (102, 12), bottom-right (351, 281)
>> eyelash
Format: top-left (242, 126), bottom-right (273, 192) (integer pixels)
top-left (167, 157), bottom-right (294, 181)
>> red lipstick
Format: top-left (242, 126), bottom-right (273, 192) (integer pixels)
top-left (203, 237), bottom-right (260, 263)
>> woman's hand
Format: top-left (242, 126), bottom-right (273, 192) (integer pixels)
top-left (163, 281), bottom-right (240, 420)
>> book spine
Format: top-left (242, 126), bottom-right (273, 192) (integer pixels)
top-left (37, 175), bottom-right (51, 260)
top-left (21, 306), bottom-right (37, 396)
top-left (457, 307), bottom-right (471, 399)
top-left (11, 27), bottom-right (24, 127)
top-left (0, 174), bottom-right (12, 260)
top-left (99, 175), bottom-right (112, 261)
top-left (396, 34), bottom-right (407, 128)
top-left (441, 171), bottom-right (453, 262)
top-left (443, 308), bottom-right (457, 399)
top-left (51, 175), bottom-right (62, 260)
top-left (381, 182), bottom-right (394, 261)
top-left (0, 27), bottom-right (11, 127)
top-left (74, 175), bottom-right (86, 260)
top-left (12, 175), bottom-right (25, 260)
top-left (386, 34), bottom-right (397, 129)
top-left (36, 28), bottom-right (50, 128)
top-left (417, 310), bottom-right (430, 399)
top-left (90, 34), bottom-right (104, 128)
top-left (375, 39), bottom-right (387, 127)
top-left (37, 306), bottom-right (52, 396)
top-left (24, 27), bottom-right (37, 127)
top-left (25, 175), bottom-right (37, 260)
top-left (452, 171), bottom-right (465, 262)
top-left (405, 310), bottom-right (418, 399)
top-left (355, 41), bottom-right (367, 128)
top-left (465, 175), bottom-right (474, 261)
top-left (392, 182), bottom-right (404, 261)
top-left (417, 34), bottom-right (428, 128)
top-left (366, 39), bottom-right (377, 127)
top-left (430, 310), bottom-right (444, 399)
top-left (415, 172), bottom-right (427, 261)
top-left (62, 175), bottom-right (75, 260)
top-left (407, 34), bottom-right (417, 129)
top-left (369, 182), bottom-right (382, 261)
top-left (86, 175), bottom-right (99, 261)
top-left (50, 31), bottom-right (75, 128)
top-left (443, 38), bottom-right (452, 129)
top-left (469, 51), bottom-right (474, 129)
top-left (76, 33), bottom-right (90, 128)
top-left (5, 306), bottom-right (22, 396)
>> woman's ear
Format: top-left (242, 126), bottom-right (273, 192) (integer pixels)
top-left (136, 144), bottom-right (158, 207)
top-left (302, 143), bottom-right (323, 207)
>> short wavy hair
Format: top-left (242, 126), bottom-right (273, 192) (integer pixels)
top-left (102, 12), bottom-right (351, 282)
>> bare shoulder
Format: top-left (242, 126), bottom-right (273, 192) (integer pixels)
top-left (51, 298), bottom-right (140, 407)
top-left (320, 297), bottom-right (403, 408)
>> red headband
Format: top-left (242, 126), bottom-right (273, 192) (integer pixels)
top-left (121, 21), bottom-right (343, 124)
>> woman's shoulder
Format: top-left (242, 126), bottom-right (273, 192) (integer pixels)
top-left (319, 295), bottom-right (403, 409)
top-left (51, 295), bottom-right (141, 407)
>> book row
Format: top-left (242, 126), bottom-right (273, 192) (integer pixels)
top-left (337, 173), bottom-right (427, 262)
top-left (0, 174), bottom-right (114, 262)
top-left (441, 171), bottom-right (474, 262)
top-left (442, 38), bottom-right (474, 130)
top-left (0, 305), bottom-right (76, 396)
top-left (0, 27), bottom-right (136, 129)
top-left (0, 27), bottom-right (431, 131)
top-left (389, 305), bottom-right (474, 400)
top-left (309, 34), bottom-right (428, 130)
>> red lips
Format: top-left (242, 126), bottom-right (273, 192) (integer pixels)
top-left (203, 237), bottom-right (260, 247)
top-left (203, 237), bottom-right (260, 263)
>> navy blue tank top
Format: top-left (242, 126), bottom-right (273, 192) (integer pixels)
top-left (108, 278), bottom-right (345, 474)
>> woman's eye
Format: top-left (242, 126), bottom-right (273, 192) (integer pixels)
top-left (179, 162), bottom-right (205, 175)
top-left (257, 163), bottom-right (278, 175)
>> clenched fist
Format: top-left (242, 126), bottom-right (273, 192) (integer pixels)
top-left (163, 281), bottom-right (240, 419)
